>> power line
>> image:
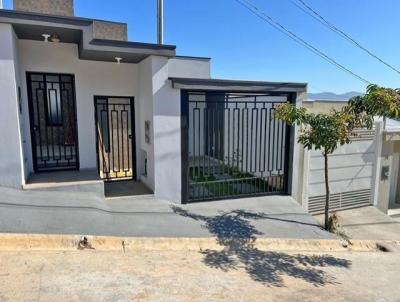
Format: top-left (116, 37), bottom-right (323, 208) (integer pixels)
top-left (290, 0), bottom-right (400, 75)
top-left (233, 0), bottom-right (371, 85)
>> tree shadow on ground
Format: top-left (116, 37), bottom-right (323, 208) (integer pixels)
top-left (171, 206), bottom-right (352, 287)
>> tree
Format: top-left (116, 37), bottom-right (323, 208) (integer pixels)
top-left (275, 104), bottom-right (356, 230)
top-left (346, 84), bottom-right (400, 127)
top-left (275, 84), bottom-right (399, 231)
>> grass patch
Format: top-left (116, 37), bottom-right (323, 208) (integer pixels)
top-left (189, 166), bottom-right (283, 198)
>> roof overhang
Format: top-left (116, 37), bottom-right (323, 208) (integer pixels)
top-left (0, 9), bottom-right (176, 63)
top-left (169, 77), bottom-right (307, 93)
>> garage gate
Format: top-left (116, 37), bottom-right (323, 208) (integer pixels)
top-left (181, 91), bottom-right (294, 203)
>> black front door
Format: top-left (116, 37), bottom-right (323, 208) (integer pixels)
top-left (94, 96), bottom-right (136, 181)
top-left (27, 73), bottom-right (79, 172)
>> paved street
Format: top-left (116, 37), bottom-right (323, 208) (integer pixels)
top-left (0, 249), bottom-right (398, 302)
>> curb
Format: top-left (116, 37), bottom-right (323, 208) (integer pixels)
top-left (0, 233), bottom-right (398, 252)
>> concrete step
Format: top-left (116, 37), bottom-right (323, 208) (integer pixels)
top-left (23, 170), bottom-right (104, 198)
top-left (388, 207), bottom-right (400, 219)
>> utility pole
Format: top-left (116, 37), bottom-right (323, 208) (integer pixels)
top-left (157, 0), bottom-right (164, 44)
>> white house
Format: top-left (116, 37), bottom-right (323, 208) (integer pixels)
top-left (0, 0), bottom-right (307, 204)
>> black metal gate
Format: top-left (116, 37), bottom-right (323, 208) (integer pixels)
top-left (27, 73), bottom-right (79, 172)
top-left (182, 91), bottom-right (293, 203)
top-left (94, 96), bottom-right (136, 181)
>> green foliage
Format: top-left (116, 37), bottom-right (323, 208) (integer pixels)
top-left (346, 84), bottom-right (400, 121)
top-left (225, 151), bottom-right (243, 176)
top-left (275, 103), bottom-right (353, 155)
top-left (275, 102), bottom-right (361, 230)
top-left (275, 84), bottom-right (400, 155)
top-left (343, 95), bottom-right (375, 130)
top-left (273, 102), bottom-right (308, 125)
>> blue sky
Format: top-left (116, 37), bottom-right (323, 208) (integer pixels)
top-left (3, 0), bottom-right (400, 93)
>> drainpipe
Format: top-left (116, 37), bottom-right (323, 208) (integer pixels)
top-left (157, 0), bottom-right (164, 44)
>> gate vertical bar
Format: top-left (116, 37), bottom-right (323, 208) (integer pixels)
top-left (284, 93), bottom-right (296, 194)
top-left (181, 91), bottom-right (189, 204)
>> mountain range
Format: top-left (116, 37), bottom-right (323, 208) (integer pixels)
top-left (308, 91), bottom-right (363, 101)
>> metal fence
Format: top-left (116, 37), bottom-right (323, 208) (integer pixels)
top-left (182, 91), bottom-right (293, 202)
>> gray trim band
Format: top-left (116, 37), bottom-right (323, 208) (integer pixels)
top-left (169, 77), bottom-right (307, 92)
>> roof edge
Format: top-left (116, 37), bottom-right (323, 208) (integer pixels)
top-left (90, 38), bottom-right (176, 51)
top-left (169, 77), bottom-right (308, 91)
top-left (0, 8), bottom-right (126, 26)
top-left (174, 55), bottom-right (211, 61)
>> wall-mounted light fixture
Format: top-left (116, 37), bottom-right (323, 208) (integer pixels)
top-left (42, 34), bottom-right (51, 42)
top-left (115, 57), bottom-right (123, 64)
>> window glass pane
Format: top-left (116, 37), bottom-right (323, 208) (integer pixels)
top-left (31, 74), bottom-right (44, 82)
top-left (47, 84), bottom-right (62, 125)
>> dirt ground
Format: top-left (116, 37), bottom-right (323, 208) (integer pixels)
top-left (0, 249), bottom-right (399, 302)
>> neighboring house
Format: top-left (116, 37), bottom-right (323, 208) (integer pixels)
top-left (301, 100), bottom-right (400, 215)
top-left (0, 0), bottom-right (307, 204)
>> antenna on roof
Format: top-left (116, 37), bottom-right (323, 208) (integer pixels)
top-left (157, 0), bottom-right (164, 44)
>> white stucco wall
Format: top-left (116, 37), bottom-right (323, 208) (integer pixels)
top-left (143, 55), bottom-right (211, 202)
top-left (397, 156), bottom-right (400, 204)
top-left (137, 57), bottom-right (155, 190)
top-left (0, 24), bottom-right (25, 188)
top-left (152, 56), bottom-right (182, 202)
top-left (306, 139), bottom-right (376, 197)
top-left (291, 91), bottom-right (306, 202)
top-left (168, 57), bottom-right (211, 79)
top-left (390, 153), bottom-right (399, 204)
top-left (17, 40), bottom-right (140, 176)
top-left (373, 124), bottom-right (400, 212)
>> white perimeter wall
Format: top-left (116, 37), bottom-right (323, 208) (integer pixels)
top-left (0, 24), bottom-right (25, 188)
top-left (299, 122), bottom-right (400, 214)
top-left (150, 56), bottom-right (211, 202)
top-left (17, 40), bottom-right (141, 176)
top-left (300, 137), bottom-right (376, 213)
top-left (306, 140), bottom-right (375, 197)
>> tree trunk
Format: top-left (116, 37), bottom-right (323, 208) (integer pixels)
top-left (324, 151), bottom-right (330, 230)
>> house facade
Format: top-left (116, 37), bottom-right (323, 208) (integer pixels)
top-left (0, 0), bottom-right (307, 204)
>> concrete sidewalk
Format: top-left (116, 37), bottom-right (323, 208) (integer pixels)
top-left (0, 187), bottom-right (332, 239)
top-left (316, 206), bottom-right (400, 241)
